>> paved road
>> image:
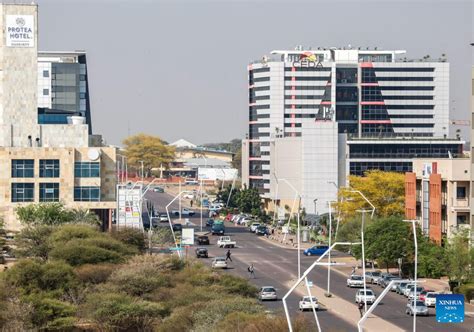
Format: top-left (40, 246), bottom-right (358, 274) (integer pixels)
top-left (147, 192), bottom-right (473, 331)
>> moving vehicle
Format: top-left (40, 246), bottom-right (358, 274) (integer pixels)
top-left (184, 179), bottom-right (199, 185)
top-left (355, 289), bottom-right (376, 304)
top-left (195, 247), bottom-right (208, 258)
top-left (217, 236), bottom-right (236, 248)
top-left (209, 204), bottom-right (222, 212)
top-left (250, 222), bottom-right (261, 232)
top-left (303, 245), bottom-right (329, 256)
top-left (159, 213), bottom-right (169, 222)
top-left (424, 292), bottom-right (438, 307)
top-left (258, 286), bottom-right (277, 301)
top-left (183, 193), bottom-right (194, 199)
top-left (172, 223), bottom-right (182, 232)
top-left (299, 296), bottom-right (319, 311)
top-left (347, 275), bottom-right (365, 288)
top-left (406, 300), bottom-right (429, 316)
top-left (197, 235), bottom-right (210, 245)
top-left (171, 208), bottom-right (195, 216)
top-left (211, 257), bottom-right (227, 269)
top-left (153, 186), bottom-right (164, 193)
top-left (256, 225), bottom-right (269, 236)
top-left (365, 270), bottom-right (382, 284)
top-left (211, 222), bottom-right (225, 235)
top-left (239, 217), bottom-right (254, 226)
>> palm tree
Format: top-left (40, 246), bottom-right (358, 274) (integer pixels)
top-left (69, 208), bottom-right (100, 225)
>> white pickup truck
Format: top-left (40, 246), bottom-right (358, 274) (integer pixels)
top-left (171, 208), bottom-right (195, 216)
top-left (217, 236), bottom-right (236, 248)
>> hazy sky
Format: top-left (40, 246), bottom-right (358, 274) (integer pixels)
top-left (37, 0), bottom-right (473, 146)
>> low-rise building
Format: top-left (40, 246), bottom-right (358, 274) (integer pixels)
top-left (405, 158), bottom-right (471, 244)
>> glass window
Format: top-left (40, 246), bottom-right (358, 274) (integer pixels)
top-left (39, 183), bottom-right (59, 202)
top-left (74, 186), bottom-right (100, 201)
top-left (43, 70), bottom-right (49, 78)
top-left (457, 215), bottom-right (468, 225)
top-left (43, 89), bottom-right (49, 96)
top-left (12, 160), bottom-right (34, 178)
top-left (457, 186), bottom-right (467, 199)
top-left (12, 183), bottom-right (34, 202)
top-left (74, 162), bottom-right (100, 177)
top-left (39, 159), bottom-right (60, 178)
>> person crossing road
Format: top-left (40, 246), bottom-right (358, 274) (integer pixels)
top-left (225, 249), bottom-right (232, 262)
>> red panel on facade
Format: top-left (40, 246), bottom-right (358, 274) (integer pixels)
top-left (429, 174), bottom-right (442, 245)
top-left (432, 162), bottom-right (437, 174)
top-left (405, 173), bottom-right (417, 220)
top-left (360, 101), bottom-right (385, 106)
top-left (360, 62), bottom-right (374, 68)
top-left (321, 101), bottom-right (332, 105)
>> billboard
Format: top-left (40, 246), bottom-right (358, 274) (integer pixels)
top-left (117, 184), bottom-right (142, 229)
top-left (198, 168), bottom-right (238, 181)
top-left (181, 228), bottom-right (194, 245)
top-left (6, 15), bottom-right (35, 48)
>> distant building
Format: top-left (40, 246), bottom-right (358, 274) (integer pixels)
top-left (405, 159), bottom-right (471, 244)
top-left (0, 4), bottom-right (115, 230)
top-left (38, 51), bottom-right (92, 133)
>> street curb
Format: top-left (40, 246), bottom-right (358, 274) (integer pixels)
top-left (258, 234), bottom-right (312, 250)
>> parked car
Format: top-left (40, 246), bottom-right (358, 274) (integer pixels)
top-left (206, 219), bottom-right (215, 227)
top-left (376, 272), bottom-right (393, 286)
top-left (217, 236), bottom-right (236, 248)
top-left (419, 289), bottom-right (434, 302)
top-left (408, 287), bottom-right (425, 301)
top-left (404, 284), bottom-right (417, 297)
top-left (256, 226), bottom-right (269, 236)
top-left (171, 208), bottom-right (195, 216)
top-left (240, 217), bottom-right (254, 226)
top-left (406, 300), bottom-right (429, 316)
top-left (159, 213), bottom-right (169, 222)
top-left (172, 223), bottom-right (182, 232)
top-left (211, 222), bottom-right (225, 235)
top-left (258, 286), bottom-right (277, 301)
top-left (355, 289), bottom-right (376, 304)
top-left (197, 235), bottom-right (210, 245)
top-left (211, 257), bottom-right (227, 269)
top-left (299, 296), bottom-right (319, 311)
top-left (379, 274), bottom-right (396, 287)
top-left (153, 186), bottom-right (164, 193)
top-left (347, 275), bottom-right (365, 288)
top-left (184, 179), bottom-right (199, 185)
top-left (250, 222), bottom-right (261, 232)
top-left (195, 247), bottom-right (208, 258)
top-left (365, 270), bottom-right (382, 284)
top-left (303, 245), bottom-right (329, 256)
top-left (424, 292), bottom-right (438, 307)
top-left (396, 282), bottom-right (410, 295)
top-left (389, 278), bottom-right (402, 291)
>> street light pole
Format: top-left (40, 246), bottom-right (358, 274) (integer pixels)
top-left (359, 209), bottom-right (368, 313)
top-left (326, 201), bottom-right (333, 297)
top-left (404, 219), bottom-right (418, 332)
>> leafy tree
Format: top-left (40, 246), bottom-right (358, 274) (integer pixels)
top-left (14, 225), bottom-right (54, 260)
top-left (417, 237), bottom-right (447, 278)
top-left (363, 216), bottom-right (412, 271)
top-left (235, 186), bottom-right (262, 214)
top-left (445, 229), bottom-right (473, 286)
top-left (123, 133), bottom-right (175, 176)
top-left (335, 170), bottom-right (405, 220)
top-left (110, 227), bottom-right (146, 252)
top-left (231, 147), bottom-right (242, 176)
top-left (216, 185), bottom-right (241, 208)
top-left (69, 208), bottom-right (100, 225)
top-left (16, 203), bottom-right (72, 226)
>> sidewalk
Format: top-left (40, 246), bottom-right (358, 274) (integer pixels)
top-left (287, 279), bottom-right (404, 331)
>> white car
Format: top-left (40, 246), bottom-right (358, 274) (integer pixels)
top-left (258, 286), bottom-right (277, 301)
top-left (299, 296), bottom-right (319, 311)
top-left (424, 292), bottom-right (438, 307)
top-left (171, 208), bottom-right (195, 216)
top-left (347, 275), bottom-right (364, 288)
top-left (183, 193), bottom-right (194, 199)
top-left (355, 289), bottom-right (376, 304)
top-left (217, 236), bottom-right (236, 248)
top-left (240, 217), bottom-right (254, 226)
top-left (250, 222), bottom-right (261, 232)
top-left (404, 284), bottom-right (416, 297)
top-left (407, 287), bottom-right (425, 301)
top-left (211, 257), bottom-right (228, 269)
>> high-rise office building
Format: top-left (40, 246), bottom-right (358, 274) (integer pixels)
top-left (37, 51), bottom-right (92, 133)
top-left (243, 46), bottom-right (462, 213)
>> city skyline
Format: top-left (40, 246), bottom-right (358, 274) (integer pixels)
top-left (37, 0), bottom-right (473, 146)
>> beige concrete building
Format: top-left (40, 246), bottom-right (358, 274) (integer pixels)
top-left (0, 4), bottom-right (116, 230)
top-left (406, 158), bottom-right (471, 242)
top-left (471, 66), bottom-right (474, 243)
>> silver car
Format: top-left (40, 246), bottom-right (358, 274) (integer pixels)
top-left (365, 270), bottom-right (382, 284)
top-left (406, 300), bottom-right (429, 316)
top-left (259, 286), bottom-right (277, 301)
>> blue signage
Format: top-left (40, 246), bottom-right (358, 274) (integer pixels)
top-left (436, 294), bottom-right (464, 323)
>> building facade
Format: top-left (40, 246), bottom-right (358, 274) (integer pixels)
top-left (405, 159), bottom-right (471, 244)
top-left (37, 51), bottom-right (92, 133)
top-left (0, 4), bottom-right (116, 230)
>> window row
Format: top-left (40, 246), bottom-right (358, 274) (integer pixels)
top-left (11, 160), bottom-right (100, 178)
top-left (11, 183), bottom-right (100, 202)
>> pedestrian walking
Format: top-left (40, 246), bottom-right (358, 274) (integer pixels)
top-left (248, 264), bottom-right (255, 278)
top-left (358, 301), bottom-right (364, 317)
top-left (225, 249), bottom-right (232, 262)
top-left (351, 266), bottom-right (356, 275)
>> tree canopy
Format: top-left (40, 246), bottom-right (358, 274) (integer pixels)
top-left (122, 133), bottom-right (175, 176)
top-left (335, 170), bottom-right (405, 220)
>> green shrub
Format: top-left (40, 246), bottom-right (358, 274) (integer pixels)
top-left (74, 263), bottom-right (116, 284)
top-left (83, 292), bottom-right (167, 330)
top-left (49, 241), bottom-right (127, 266)
top-left (217, 312), bottom-right (310, 332)
top-left (14, 225), bottom-right (53, 260)
top-left (111, 228), bottom-right (146, 252)
top-left (49, 224), bottom-right (100, 243)
top-left (24, 293), bottom-right (76, 329)
top-left (454, 283), bottom-right (474, 301)
top-left (217, 274), bottom-right (258, 297)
